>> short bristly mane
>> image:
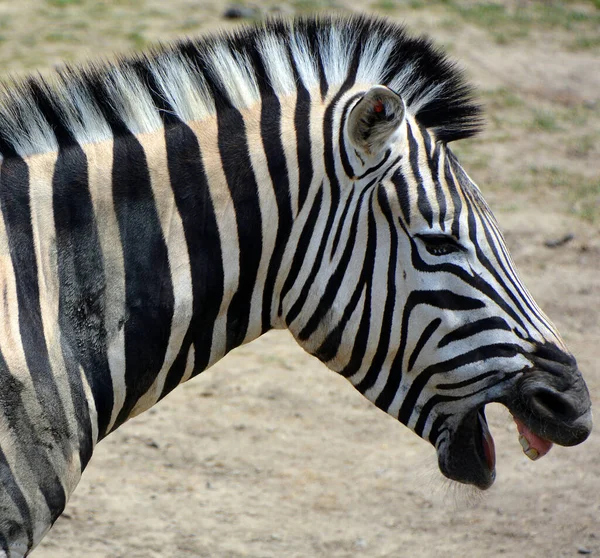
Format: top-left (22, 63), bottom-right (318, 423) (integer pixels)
top-left (0, 15), bottom-right (483, 159)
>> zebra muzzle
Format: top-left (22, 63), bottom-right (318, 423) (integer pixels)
top-left (511, 362), bottom-right (592, 449)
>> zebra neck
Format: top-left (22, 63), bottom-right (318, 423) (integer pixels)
top-left (106, 99), bottom-right (305, 427)
top-left (0, 89), bottom-right (318, 442)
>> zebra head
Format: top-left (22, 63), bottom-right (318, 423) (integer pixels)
top-left (284, 84), bottom-right (592, 489)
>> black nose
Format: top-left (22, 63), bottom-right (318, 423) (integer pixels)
top-left (515, 347), bottom-right (592, 447)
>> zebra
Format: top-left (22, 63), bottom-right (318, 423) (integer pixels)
top-left (0, 14), bottom-right (591, 556)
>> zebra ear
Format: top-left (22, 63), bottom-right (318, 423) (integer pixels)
top-left (347, 86), bottom-right (405, 156)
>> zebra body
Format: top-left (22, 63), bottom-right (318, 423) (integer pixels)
top-left (0, 16), bottom-right (591, 556)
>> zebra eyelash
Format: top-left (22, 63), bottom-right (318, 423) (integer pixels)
top-left (415, 233), bottom-right (465, 256)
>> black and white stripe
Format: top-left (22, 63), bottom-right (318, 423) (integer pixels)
top-left (0, 15), bottom-right (589, 556)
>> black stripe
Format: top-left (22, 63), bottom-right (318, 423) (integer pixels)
top-left (356, 150), bottom-right (392, 181)
top-left (259, 85), bottom-right (292, 333)
top-left (58, 343), bottom-right (94, 468)
top-left (0, 156), bottom-right (71, 455)
top-left (329, 189), bottom-right (356, 261)
top-left (436, 369), bottom-right (505, 390)
top-left (462, 196), bottom-right (532, 332)
top-left (469, 197), bottom-right (549, 332)
top-left (428, 412), bottom-right (450, 446)
top-left (339, 215), bottom-right (376, 372)
top-left (334, 47), bottom-right (363, 177)
top-left (112, 133), bottom-right (175, 428)
top-left (398, 217), bottom-right (529, 332)
top-left (437, 316), bottom-right (511, 348)
top-left (408, 318), bottom-right (442, 372)
top-left (53, 142), bottom-right (110, 446)
top-left (214, 103), bottom-right (263, 351)
top-left (533, 343), bottom-right (575, 367)
top-left (407, 122), bottom-right (433, 227)
top-left (160, 122), bottom-right (224, 396)
top-left (414, 394), bottom-right (462, 438)
top-left (391, 169), bottom-right (412, 225)
top-left (422, 133), bottom-right (447, 231)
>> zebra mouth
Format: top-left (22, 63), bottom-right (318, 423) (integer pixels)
top-left (441, 401), bottom-right (572, 490)
top-left (439, 362), bottom-right (592, 489)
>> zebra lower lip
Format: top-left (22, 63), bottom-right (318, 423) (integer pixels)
top-left (438, 406), bottom-right (497, 489)
top-left (478, 408), bottom-right (496, 471)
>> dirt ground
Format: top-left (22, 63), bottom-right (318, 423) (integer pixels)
top-left (1, 1), bottom-right (597, 557)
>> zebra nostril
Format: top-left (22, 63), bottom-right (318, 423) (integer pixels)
top-left (529, 388), bottom-right (579, 422)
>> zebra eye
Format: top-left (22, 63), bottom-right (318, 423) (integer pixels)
top-left (416, 234), bottom-right (464, 256)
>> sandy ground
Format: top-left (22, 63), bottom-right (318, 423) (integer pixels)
top-left (0, 1), bottom-right (595, 557)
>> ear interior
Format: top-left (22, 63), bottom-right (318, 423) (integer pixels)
top-left (347, 86), bottom-right (405, 156)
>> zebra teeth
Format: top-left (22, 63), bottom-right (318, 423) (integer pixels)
top-left (519, 434), bottom-right (540, 461)
top-left (518, 434), bottom-right (529, 451)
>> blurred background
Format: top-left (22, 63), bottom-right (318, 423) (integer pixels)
top-left (5, 1), bottom-right (597, 556)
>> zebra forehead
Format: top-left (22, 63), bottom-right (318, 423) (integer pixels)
top-left (0, 14), bottom-right (483, 158)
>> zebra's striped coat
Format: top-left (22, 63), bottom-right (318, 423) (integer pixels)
top-left (0, 15), bottom-right (590, 556)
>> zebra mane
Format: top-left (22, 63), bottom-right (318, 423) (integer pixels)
top-left (0, 14), bottom-right (483, 158)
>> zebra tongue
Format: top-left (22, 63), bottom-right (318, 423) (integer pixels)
top-left (513, 418), bottom-right (553, 460)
